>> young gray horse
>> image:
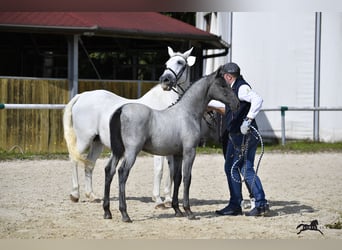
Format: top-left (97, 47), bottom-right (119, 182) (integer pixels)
top-left (103, 66), bottom-right (239, 222)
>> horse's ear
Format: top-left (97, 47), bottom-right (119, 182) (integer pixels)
top-left (216, 66), bottom-right (223, 77)
top-left (168, 46), bottom-right (175, 57)
top-left (183, 47), bottom-right (194, 58)
top-left (187, 56), bottom-right (196, 67)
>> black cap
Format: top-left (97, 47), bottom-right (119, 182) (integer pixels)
top-left (222, 62), bottom-right (240, 75)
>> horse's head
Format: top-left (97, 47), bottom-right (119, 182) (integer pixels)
top-left (159, 46), bottom-right (196, 91)
top-left (208, 66), bottom-right (239, 112)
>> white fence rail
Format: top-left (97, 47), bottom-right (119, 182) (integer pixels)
top-left (2, 103), bottom-right (342, 145)
top-left (0, 104), bottom-right (66, 109)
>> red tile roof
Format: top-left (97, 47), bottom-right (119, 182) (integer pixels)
top-left (0, 12), bottom-right (228, 49)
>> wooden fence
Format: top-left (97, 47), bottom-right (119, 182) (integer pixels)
top-left (0, 77), bottom-right (157, 153)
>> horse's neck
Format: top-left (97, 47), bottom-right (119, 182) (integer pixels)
top-left (138, 69), bottom-right (191, 110)
top-left (137, 65), bottom-right (191, 109)
top-left (175, 80), bottom-right (191, 96)
top-left (138, 85), bottom-right (178, 110)
top-left (172, 79), bottom-right (210, 118)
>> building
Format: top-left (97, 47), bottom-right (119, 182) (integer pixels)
top-left (197, 12), bottom-right (342, 142)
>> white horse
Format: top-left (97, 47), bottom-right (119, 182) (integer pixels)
top-left (63, 46), bottom-right (195, 203)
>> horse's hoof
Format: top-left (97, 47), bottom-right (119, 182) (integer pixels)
top-left (187, 214), bottom-right (198, 220)
top-left (122, 217), bottom-right (132, 223)
top-left (155, 203), bottom-right (166, 209)
top-left (163, 201), bottom-right (172, 208)
top-left (104, 212), bottom-right (112, 219)
top-left (70, 194), bottom-right (79, 203)
top-left (86, 193), bottom-right (101, 203)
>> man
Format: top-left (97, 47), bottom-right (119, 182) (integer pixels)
top-left (213, 62), bottom-right (269, 216)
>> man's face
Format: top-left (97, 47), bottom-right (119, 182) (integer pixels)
top-left (223, 73), bottom-right (234, 85)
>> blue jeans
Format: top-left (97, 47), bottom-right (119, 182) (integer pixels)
top-left (224, 131), bottom-right (267, 209)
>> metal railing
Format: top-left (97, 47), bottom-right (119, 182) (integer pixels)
top-left (2, 104), bottom-right (342, 146)
top-left (262, 106), bottom-right (342, 145)
top-left (0, 104), bottom-right (65, 109)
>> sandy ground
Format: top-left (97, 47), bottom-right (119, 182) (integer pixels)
top-left (0, 152), bottom-right (341, 239)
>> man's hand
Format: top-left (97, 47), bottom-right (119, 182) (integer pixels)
top-left (240, 118), bottom-right (252, 135)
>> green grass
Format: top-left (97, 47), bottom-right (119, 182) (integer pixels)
top-left (264, 140), bottom-right (342, 153)
top-left (197, 140), bottom-right (342, 155)
top-left (1, 140), bottom-right (342, 161)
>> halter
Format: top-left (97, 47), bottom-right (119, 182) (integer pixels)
top-left (164, 54), bottom-right (189, 94)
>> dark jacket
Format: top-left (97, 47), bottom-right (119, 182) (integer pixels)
top-left (225, 75), bottom-right (258, 133)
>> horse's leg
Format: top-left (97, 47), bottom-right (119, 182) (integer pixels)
top-left (118, 153), bottom-right (137, 223)
top-left (103, 155), bottom-right (119, 219)
top-left (182, 148), bottom-right (196, 220)
top-left (152, 155), bottom-right (165, 208)
top-left (171, 155), bottom-right (184, 217)
top-left (69, 135), bottom-right (90, 202)
top-left (164, 155), bottom-right (174, 207)
top-left (70, 160), bottom-right (80, 202)
top-left (317, 229), bottom-right (324, 235)
top-left (84, 140), bottom-right (104, 202)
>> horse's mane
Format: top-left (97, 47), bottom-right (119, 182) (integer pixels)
top-left (168, 70), bottom-right (216, 108)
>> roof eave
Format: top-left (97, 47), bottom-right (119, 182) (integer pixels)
top-left (0, 24), bottom-right (229, 50)
top-left (95, 27), bottom-right (229, 49)
top-left (0, 23), bottom-right (97, 34)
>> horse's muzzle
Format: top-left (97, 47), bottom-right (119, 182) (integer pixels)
top-left (160, 75), bottom-right (176, 91)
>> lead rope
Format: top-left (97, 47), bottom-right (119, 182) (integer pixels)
top-left (230, 125), bottom-right (264, 194)
top-left (249, 125), bottom-right (264, 192)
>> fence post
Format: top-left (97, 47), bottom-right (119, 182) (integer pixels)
top-left (137, 80), bottom-right (142, 98)
top-left (68, 34), bottom-right (79, 99)
top-left (280, 106), bottom-right (288, 146)
top-left (313, 12), bottom-right (322, 142)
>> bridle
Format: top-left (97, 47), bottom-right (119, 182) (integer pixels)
top-left (164, 55), bottom-right (189, 95)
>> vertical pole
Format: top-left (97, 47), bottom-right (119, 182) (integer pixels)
top-left (68, 34), bottom-right (79, 100)
top-left (227, 12), bottom-right (233, 62)
top-left (137, 81), bottom-right (142, 98)
top-left (281, 106), bottom-right (288, 146)
top-left (314, 12), bottom-right (322, 141)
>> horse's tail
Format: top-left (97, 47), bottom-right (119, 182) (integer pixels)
top-left (109, 107), bottom-right (125, 160)
top-left (63, 94), bottom-right (89, 164)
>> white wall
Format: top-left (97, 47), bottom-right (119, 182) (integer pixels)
top-left (319, 13), bottom-right (342, 142)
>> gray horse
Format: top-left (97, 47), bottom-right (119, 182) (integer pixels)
top-left (103, 66), bottom-right (239, 222)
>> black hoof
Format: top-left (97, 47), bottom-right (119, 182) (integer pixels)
top-left (122, 217), bottom-right (132, 223)
top-left (104, 211), bottom-right (112, 219)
